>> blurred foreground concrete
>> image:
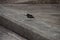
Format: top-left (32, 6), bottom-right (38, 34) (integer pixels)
top-left (0, 26), bottom-right (27, 40)
top-left (0, 4), bottom-right (60, 40)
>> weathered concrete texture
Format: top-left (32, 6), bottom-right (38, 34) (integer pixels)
top-left (0, 0), bottom-right (60, 4)
top-left (20, 0), bottom-right (60, 4)
top-left (0, 4), bottom-right (60, 40)
top-left (0, 16), bottom-right (49, 40)
top-left (0, 0), bottom-right (30, 3)
top-left (0, 26), bottom-right (27, 40)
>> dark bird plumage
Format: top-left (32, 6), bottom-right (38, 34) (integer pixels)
top-left (26, 14), bottom-right (34, 18)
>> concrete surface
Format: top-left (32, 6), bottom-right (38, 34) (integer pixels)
top-left (0, 0), bottom-right (60, 4)
top-left (0, 4), bottom-right (60, 40)
top-left (0, 0), bottom-right (31, 3)
top-left (0, 26), bottom-right (27, 40)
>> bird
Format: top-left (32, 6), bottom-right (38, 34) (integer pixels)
top-left (26, 14), bottom-right (34, 18)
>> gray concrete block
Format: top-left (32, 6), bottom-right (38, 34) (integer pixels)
top-left (0, 26), bottom-right (27, 40)
top-left (0, 4), bottom-right (60, 40)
